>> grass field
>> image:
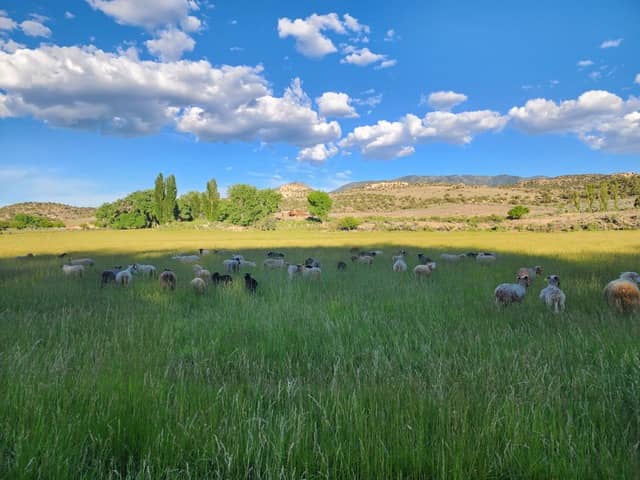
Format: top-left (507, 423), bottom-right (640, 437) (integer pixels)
top-left (1, 230), bottom-right (640, 478)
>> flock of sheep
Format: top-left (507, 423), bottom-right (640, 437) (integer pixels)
top-left (40, 248), bottom-right (640, 313)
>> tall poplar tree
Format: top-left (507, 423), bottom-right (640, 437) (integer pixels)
top-left (153, 173), bottom-right (165, 225)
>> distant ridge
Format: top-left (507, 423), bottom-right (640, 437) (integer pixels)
top-left (332, 174), bottom-right (535, 192)
top-left (0, 202), bottom-right (96, 221)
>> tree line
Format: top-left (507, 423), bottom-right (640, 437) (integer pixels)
top-left (571, 179), bottom-right (640, 213)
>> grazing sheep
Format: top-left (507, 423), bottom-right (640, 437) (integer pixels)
top-left (440, 253), bottom-right (465, 262)
top-left (244, 273), bottom-right (258, 293)
top-left (16, 253), bottom-right (34, 260)
top-left (414, 264), bottom-right (435, 277)
top-left (494, 272), bottom-right (530, 306)
top-left (239, 260), bottom-right (257, 269)
top-left (196, 269), bottom-right (212, 283)
top-left (211, 272), bottom-right (233, 285)
top-left (604, 274), bottom-right (640, 313)
top-left (136, 264), bottom-right (157, 278)
top-left (337, 261), bottom-right (347, 271)
top-left (393, 257), bottom-right (408, 272)
top-left (417, 253), bottom-right (433, 265)
top-left (70, 258), bottom-right (95, 267)
top-left (304, 257), bottom-right (321, 268)
top-left (360, 250), bottom-right (383, 257)
top-left (159, 269), bottom-right (177, 290)
top-left (287, 264), bottom-right (303, 279)
top-left (619, 272), bottom-right (640, 284)
top-left (302, 266), bottom-right (322, 280)
top-left (263, 258), bottom-right (285, 270)
top-left (351, 255), bottom-right (374, 265)
top-left (518, 266), bottom-right (544, 281)
top-left (62, 264), bottom-right (84, 277)
top-left (115, 265), bottom-right (137, 287)
top-left (100, 266), bottom-right (122, 287)
top-left (173, 254), bottom-right (200, 263)
top-left (58, 252), bottom-right (68, 258)
top-left (267, 251), bottom-right (285, 258)
top-left (223, 259), bottom-right (241, 274)
top-left (539, 275), bottom-right (566, 313)
top-left (191, 277), bottom-right (207, 294)
top-left (392, 251), bottom-right (408, 263)
top-left (231, 254), bottom-right (245, 262)
top-left (199, 249), bottom-right (212, 255)
top-left (476, 253), bottom-right (497, 264)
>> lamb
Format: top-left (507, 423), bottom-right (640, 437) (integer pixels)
top-left (115, 265), bottom-right (137, 287)
top-left (494, 272), bottom-right (530, 306)
top-left (287, 264), bottom-right (303, 279)
top-left (539, 275), bottom-right (566, 313)
top-left (136, 264), bottom-right (157, 278)
top-left (518, 266), bottom-right (543, 281)
top-left (414, 263), bottom-right (435, 277)
top-left (393, 257), bottom-right (408, 272)
top-left (263, 258), bottom-right (285, 270)
top-left (191, 277), bottom-right (207, 294)
top-left (223, 259), bottom-right (241, 274)
top-left (604, 273), bottom-right (640, 313)
top-left (337, 261), bottom-right (347, 271)
top-left (476, 253), bottom-right (497, 264)
top-left (211, 272), bottom-right (233, 285)
top-left (267, 251), bottom-right (285, 258)
top-left (244, 273), bottom-right (258, 293)
top-left (302, 266), bottom-right (322, 280)
top-left (440, 253), bottom-right (466, 262)
top-left (159, 269), bottom-right (177, 290)
top-left (62, 264), bottom-right (84, 277)
top-left (351, 255), bottom-right (374, 265)
top-left (417, 253), bottom-right (433, 265)
top-left (70, 258), bottom-right (95, 267)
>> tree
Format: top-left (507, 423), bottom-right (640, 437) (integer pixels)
top-left (507, 205), bottom-right (530, 220)
top-left (586, 184), bottom-right (596, 212)
top-left (177, 191), bottom-right (203, 221)
top-left (9, 214), bottom-right (64, 229)
top-left (204, 178), bottom-right (220, 221)
top-left (611, 182), bottom-right (619, 210)
top-left (599, 182), bottom-right (609, 211)
top-left (164, 174), bottom-right (178, 222)
top-left (153, 173), bottom-right (165, 225)
top-left (96, 190), bottom-right (156, 229)
top-left (572, 191), bottom-right (581, 213)
top-left (307, 191), bottom-right (333, 221)
top-left (218, 184), bottom-right (282, 226)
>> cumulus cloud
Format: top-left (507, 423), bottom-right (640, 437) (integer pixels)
top-left (87, 0), bottom-right (199, 30)
top-left (0, 38), bottom-right (25, 53)
top-left (340, 108), bottom-right (507, 159)
top-left (20, 18), bottom-right (52, 38)
top-left (600, 38), bottom-right (622, 48)
top-left (296, 143), bottom-right (339, 162)
top-left (0, 10), bottom-right (17, 31)
top-left (145, 28), bottom-right (195, 61)
top-left (316, 91), bottom-right (358, 118)
top-left (65, 11), bottom-right (76, 20)
top-left (509, 90), bottom-right (640, 153)
top-left (384, 29), bottom-right (395, 42)
top-left (277, 13), bottom-right (368, 58)
top-left (577, 59), bottom-right (594, 67)
top-left (341, 46), bottom-right (395, 68)
top-left (0, 45), bottom-right (340, 151)
top-left (635, 73), bottom-right (639, 84)
top-left (424, 91), bottom-right (468, 111)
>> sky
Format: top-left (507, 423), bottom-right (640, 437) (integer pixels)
top-left (0, 0), bottom-right (639, 206)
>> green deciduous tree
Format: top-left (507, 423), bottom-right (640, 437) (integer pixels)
top-left (586, 184), bottom-right (596, 212)
top-left (164, 175), bottom-right (178, 222)
top-left (203, 179), bottom-right (220, 221)
top-left (177, 191), bottom-right (203, 221)
top-left (599, 182), bottom-right (609, 211)
top-left (218, 184), bottom-right (281, 226)
top-left (507, 205), bottom-right (530, 220)
top-left (572, 191), bottom-right (581, 213)
top-left (96, 190), bottom-right (156, 229)
top-left (153, 173), bottom-right (165, 225)
top-left (307, 191), bottom-right (333, 221)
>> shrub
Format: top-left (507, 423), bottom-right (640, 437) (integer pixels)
top-left (507, 205), bottom-right (530, 220)
top-left (337, 216), bottom-right (361, 231)
top-left (257, 217), bottom-right (278, 231)
top-left (307, 191), bottom-right (333, 221)
top-left (9, 213), bottom-right (65, 229)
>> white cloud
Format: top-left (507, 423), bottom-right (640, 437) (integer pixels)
top-left (0, 38), bottom-right (25, 53)
top-left (589, 71), bottom-right (602, 81)
top-left (424, 91), bottom-right (468, 111)
top-left (20, 19), bottom-right (52, 38)
top-left (509, 90), bottom-right (640, 153)
top-left (354, 90), bottom-right (382, 110)
top-left (316, 91), bottom-right (358, 118)
top-left (0, 10), bottom-right (17, 31)
top-left (577, 59), bottom-right (593, 67)
top-left (229, 46), bottom-right (243, 52)
top-left (375, 59), bottom-right (396, 69)
top-left (341, 46), bottom-right (383, 66)
top-left (145, 28), bottom-right (195, 61)
top-left (87, 0), bottom-right (199, 30)
top-left (600, 38), bottom-right (622, 48)
top-left (384, 29), bottom-right (395, 42)
top-left (65, 11), bottom-right (76, 20)
top-left (0, 45), bottom-right (339, 149)
top-left (0, 166), bottom-right (124, 207)
top-left (340, 109), bottom-right (507, 159)
top-left (277, 13), bottom-right (369, 58)
top-left (296, 143), bottom-right (338, 163)
top-left (636, 73), bottom-right (640, 84)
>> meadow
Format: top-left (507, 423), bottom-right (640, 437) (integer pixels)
top-left (1, 229), bottom-right (640, 478)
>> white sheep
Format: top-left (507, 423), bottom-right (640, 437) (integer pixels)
top-left (231, 254), bottom-right (245, 262)
top-left (414, 263), bottom-right (436, 277)
top-left (223, 259), bottom-right (241, 274)
top-left (239, 260), bottom-right (256, 268)
top-left (287, 264), bottom-right (303, 279)
top-left (351, 255), bottom-right (374, 265)
top-left (173, 254), bottom-right (200, 263)
top-left (196, 269), bottom-right (212, 283)
top-left (440, 253), bottom-right (465, 262)
top-left (115, 265), bottom-right (137, 287)
top-left (393, 257), bottom-right (408, 272)
top-left (70, 258), bottom-right (95, 267)
top-left (604, 273), bottom-right (640, 313)
top-left (476, 253), bottom-right (497, 264)
top-left (518, 266), bottom-right (543, 281)
top-left (191, 277), bottom-right (207, 294)
top-left (494, 272), bottom-right (530, 306)
top-left (302, 266), bottom-right (321, 279)
top-left (263, 258), bottom-right (285, 270)
top-left (62, 264), bottom-right (84, 277)
top-left (136, 264), bottom-right (157, 278)
top-left (539, 275), bottom-right (566, 313)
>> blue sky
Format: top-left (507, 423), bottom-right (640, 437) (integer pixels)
top-left (0, 0), bottom-right (638, 206)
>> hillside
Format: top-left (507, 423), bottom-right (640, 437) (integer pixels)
top-left (333, 174), bottom-right (530, 192)
top-left (0, 202), bottom-right (96, 226)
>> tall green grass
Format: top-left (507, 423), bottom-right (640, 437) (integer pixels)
top-left (0, 231), bottom-right (639, 478)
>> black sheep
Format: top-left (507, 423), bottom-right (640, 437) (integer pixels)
top-left (212, 272), bottom-right (233, 284)
top-left (244, 273), bottom-right (258, 293)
